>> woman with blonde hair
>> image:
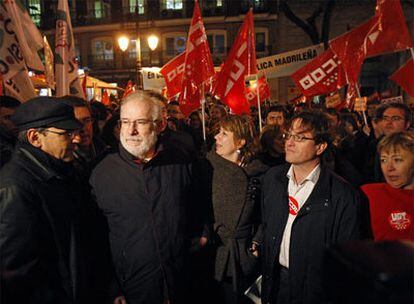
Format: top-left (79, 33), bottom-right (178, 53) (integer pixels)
top-left (361, 131), bottom-right (414, 241)
top-left (199, 115), bottom-right (268, 303)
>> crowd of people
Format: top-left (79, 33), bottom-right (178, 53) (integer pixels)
top-left (0, 91), bottom-right (413, 304)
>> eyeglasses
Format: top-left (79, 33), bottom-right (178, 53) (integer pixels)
top-left (43, 129), bottom-right (78, 138)
top-left (118, 119), bottom-right (157, 129)
top-left (283, 132), bottom-right (315, 142)
top-left (381, 116), bottom-right (404, 122)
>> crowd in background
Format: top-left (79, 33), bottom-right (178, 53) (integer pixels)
top-left (0, 92), bottom-right (413, 304)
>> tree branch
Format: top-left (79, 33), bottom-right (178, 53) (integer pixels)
top-left (279, 0), bottom-right (320, 44)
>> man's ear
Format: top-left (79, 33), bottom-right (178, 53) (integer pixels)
top-left (316, 141), bottom-right (328, 156)
top-left (26, 129), bottom-right (42, 148)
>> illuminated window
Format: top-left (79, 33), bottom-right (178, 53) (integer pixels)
top-left (129, 0), bottom-right (145, 14)
top-left (94, 0), bottom-right (110, 19)
top-left (28, 0), bottom-right (41, 26)
top-left (162, 0), bottom-right (183, 10)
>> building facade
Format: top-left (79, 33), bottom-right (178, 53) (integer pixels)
top-left (31, 0), bottom-right (413, 102)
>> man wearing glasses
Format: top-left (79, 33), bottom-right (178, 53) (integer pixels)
top-left (366, 103), bottom-right (412, 183)
top-left (0, 97), bottom-right (85, 303)
top-left (260, 110), bottom-right (360, 304)
top-left (90, 91), bottom-right (195, 304)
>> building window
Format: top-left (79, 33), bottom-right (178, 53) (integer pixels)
top-left (92, 38), bottom-right (114, 60)
top-left (162, 0), bottom-right (183, 10)
top-left (127, 39), bottom-right (150, 61)
top-left (94, 0), bottom-right (110, 19)
top-left (203, 0), bottom-right (222, 9)
top-left (207, 32), bottom-right (226, 55)
top-left (129, 0), bottom-right (145, 14)
top-left (28, 0), bottom-right (42, 26)
top-left (255, 28), bottom-right (268, 54)
top-left (164, 35), bottom-right (186, 56)
top-left (256, 32), bottom-right (266, 52)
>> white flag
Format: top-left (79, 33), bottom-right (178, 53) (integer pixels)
top-left (55, 0), bottom-right (85, 98)
top-left (3, 0), bottom-right (44, 72)
top-left (4, 69), bottom-right (37, 101)
top-left (43, 36), bottom-right (55, 90)
top-left (0, 2), bottom-right (36, 101)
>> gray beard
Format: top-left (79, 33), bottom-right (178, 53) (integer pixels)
top-left (120, 130), bottom-right (158, 159)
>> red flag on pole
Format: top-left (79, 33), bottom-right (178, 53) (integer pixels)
top-left (214, 9), bottom-right (257, 114)
top-left (291, 48), bottom-right (347, 97)
top-left (369, 0), bottom-right (413, 56)
top-left (245, 74), bottom-right (270, 106)
top-left (123, 80), bottom-right (135, 99)
top-left (330, 0), bottom-right (412, 85)
top-left (160, 52), bottom-right (185, 98)
top-left (390, 59), bottom-right (414, 98)
top-left (178, 1), bottom-right (214, 116)
top-left (102, 89), bottom-right (110, 106)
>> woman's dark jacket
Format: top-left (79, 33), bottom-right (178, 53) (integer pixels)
top-left (203, 151), bottom-right (269, 293)
top-left (0, 143), bottom-right (84, 304)
top-left (89, 144), bottom-right (193, 302)
top-left (261, 164), bottom-right (360, 304)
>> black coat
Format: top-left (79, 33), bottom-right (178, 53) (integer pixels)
top-left (0, 143), bottom-right (83, 304)
top-left (203, 152), bottom-right (269, 294)
top-left (89, 144), bottom-right (193, 303)
top-left (261, 164), bottom-right (360, 304)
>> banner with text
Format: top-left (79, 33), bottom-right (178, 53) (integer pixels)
top-left (256, 44), bottom-right (324, 78)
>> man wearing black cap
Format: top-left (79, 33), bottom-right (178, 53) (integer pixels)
top-left (0, 97), bottom-right (85, 304)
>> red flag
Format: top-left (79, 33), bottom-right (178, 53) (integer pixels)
top-left (214, 9), bottom-right (257, 114)
top-left (369, 0), bottom-right (413, 56)
top-left (245, 74), bottom-right (270, 106)
top-left (178, 1), bottom-right (214, 116)
top-left (160, 52), bottom-right (185, 98)
top-left (123, 80), bottom-right (135, 99)
top-left (390, 59), bottom-right (414, 98)
top-left (330, 1), bottom-right (412, 85)
top-left (101, 89), bottom-right (110, 106)
top-left (291, 48), bottom-right (347, 97)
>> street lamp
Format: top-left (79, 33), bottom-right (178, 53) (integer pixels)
top-left (118, 34), bottom-right (158, 90)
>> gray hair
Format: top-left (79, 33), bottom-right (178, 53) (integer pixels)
top-left (121, 91), bottom-right (162, 122)
top-left (17, 128), bottom-right (46, 143)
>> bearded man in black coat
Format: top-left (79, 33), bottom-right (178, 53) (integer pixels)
top-left (90, 91), bottom-right (198, 304)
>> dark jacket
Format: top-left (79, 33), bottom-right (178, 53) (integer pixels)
top-left (89, 144), bottom-right (193, 303)
top-left (203, 152), bottom-right (269, 294)
top-left (0, 143), bottom-right (84, 304)
top-left (261, 164), bottom-right (360, 304)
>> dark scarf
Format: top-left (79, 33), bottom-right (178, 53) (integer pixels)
top-left (17, 142), bottom-right (77, 180)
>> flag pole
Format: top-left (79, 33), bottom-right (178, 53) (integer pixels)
top-left (201, 84), bottom-right (207, 141)
top-left (255, 74), bottom-right (263, 132)
top-left (410, 47), bottom-right (414, 60)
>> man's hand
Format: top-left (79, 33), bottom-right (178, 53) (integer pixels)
top-left (114, 296), bottom-right (127, 304)
top-left (250, 242), bottom-right (259, 258)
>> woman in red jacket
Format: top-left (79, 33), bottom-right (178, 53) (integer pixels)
top-left (361, 131), bottom-right (414, 241)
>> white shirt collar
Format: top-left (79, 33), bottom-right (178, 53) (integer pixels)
top-left (287, 163), bottom-right (321, 186)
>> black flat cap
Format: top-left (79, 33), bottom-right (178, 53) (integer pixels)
top-left (11, 96), bottom-right (82, 131)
